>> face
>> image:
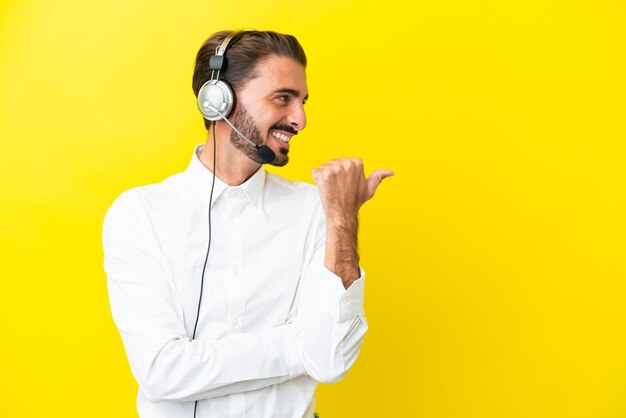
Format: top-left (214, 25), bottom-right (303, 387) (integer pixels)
top-left (229, 55), bottom-right (308, 166)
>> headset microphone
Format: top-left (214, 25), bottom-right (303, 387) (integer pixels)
top-left (205, 104), bottom-right (277, 164)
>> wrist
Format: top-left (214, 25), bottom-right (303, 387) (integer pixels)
top-left (326, 213), bottom-right (358, 230)
top-left (324, 258), bottom-right (360, 289)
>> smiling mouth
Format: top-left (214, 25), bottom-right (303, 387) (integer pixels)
top-left (271, 130), bottom-right (292, 143)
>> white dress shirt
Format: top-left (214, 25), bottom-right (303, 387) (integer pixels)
top-left (103, 145), bottom-right (367, 418)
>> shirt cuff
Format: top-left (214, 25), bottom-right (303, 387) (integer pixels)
top-left (315, 267), bottom-right (365, 321)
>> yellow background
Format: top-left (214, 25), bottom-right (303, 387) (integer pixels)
top-left (1, 0), bottom-right (625, 417)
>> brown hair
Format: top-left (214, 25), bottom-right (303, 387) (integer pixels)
top-left (192, 30), bottom-right (307, 130)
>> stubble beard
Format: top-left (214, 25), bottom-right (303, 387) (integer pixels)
top-left (229, 105), bottom-right (289, 167)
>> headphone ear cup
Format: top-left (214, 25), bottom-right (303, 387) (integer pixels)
top-left (197, 80), bottom-right (235, 121)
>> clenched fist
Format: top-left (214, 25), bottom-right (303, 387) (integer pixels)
top-left (312, 158), bottom-right (394, 222)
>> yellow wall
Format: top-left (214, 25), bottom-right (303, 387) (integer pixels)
top-left (1, 0), bottom-right (625, 417)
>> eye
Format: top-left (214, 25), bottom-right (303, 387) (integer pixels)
top-left (275, 95), bottom-right (289, 104)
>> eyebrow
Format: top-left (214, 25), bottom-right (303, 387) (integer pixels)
top-left (273, 88), bottom-right (309, 101)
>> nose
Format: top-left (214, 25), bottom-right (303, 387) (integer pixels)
top-left (288, 103), bottom-right (307, 131)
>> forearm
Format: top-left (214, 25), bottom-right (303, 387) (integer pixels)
top-left (118, 320), bottom-right (306, 403)
top-left (295, 224), bottom-right (368, 384)
top-left (124, 301), bottom-right (365, 400)
top-left (324, 216), bottom-right (361, 289)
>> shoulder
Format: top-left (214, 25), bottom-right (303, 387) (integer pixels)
top-left (264, 171), bottom-right (320, 205)
top-left (104, 171), bottom-right (188, 226)
top-left (263, 172), bottom-right (326, 230)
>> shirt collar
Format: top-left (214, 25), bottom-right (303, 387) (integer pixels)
top-left (185, 144), bottom-right (266, 208)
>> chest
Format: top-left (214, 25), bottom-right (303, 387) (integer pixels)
top-left (151, 196), bottom-right (315, 338)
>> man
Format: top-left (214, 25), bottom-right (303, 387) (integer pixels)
top-left (103, 30), bottom-right (393, 418)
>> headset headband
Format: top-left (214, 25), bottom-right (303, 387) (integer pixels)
top-left (209, 30), bottom-right (253, 77)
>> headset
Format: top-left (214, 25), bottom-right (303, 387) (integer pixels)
top-left (196, 30), bottom-right (277, 164)
top-left (196, 30), bottom-right (248, 121)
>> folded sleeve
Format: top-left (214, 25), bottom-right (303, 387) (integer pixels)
top-left (103, 191), bottom-right (306, 403)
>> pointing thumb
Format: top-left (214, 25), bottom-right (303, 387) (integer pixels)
top-left (365, 169), bottom-right (394, 199)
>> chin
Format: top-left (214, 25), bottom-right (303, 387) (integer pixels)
top-left (271, 156), bottom-right (289, 167)
top-left (270, 148), bottom-right (289, 167)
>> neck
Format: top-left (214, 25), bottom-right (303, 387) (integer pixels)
top-left (198, 124), bottom-right (261, 186)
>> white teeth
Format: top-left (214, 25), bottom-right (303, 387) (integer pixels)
top-left (271, 131), bottom-right (291, 143)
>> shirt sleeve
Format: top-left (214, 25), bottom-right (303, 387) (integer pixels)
top-left (103, 191), bottom-right (306, 403)
top-left (292, 203), bottom-right (368, 384)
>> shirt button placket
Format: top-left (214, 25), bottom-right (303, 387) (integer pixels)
top-left (230, 190), bottom-right (245, 335)
top-left (228, 190), bottom-right (246, 418)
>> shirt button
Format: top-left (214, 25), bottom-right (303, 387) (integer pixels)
top-left (232, 265), bottom-right (239, 274)
top-left (342, 296), bottom-right (350, 304)
top-left (335, 344), bottom-right (342, 354)
top-left (232, 318), bottom-right (239, 326)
